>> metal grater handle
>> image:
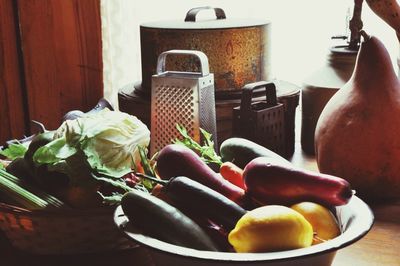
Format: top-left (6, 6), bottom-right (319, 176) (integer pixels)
top-left (156, 50), bottom-right (210, 77)
top-left (240, 81), bottom-right (278, 112)
top-left (239, 81), bottom-right (278, 136)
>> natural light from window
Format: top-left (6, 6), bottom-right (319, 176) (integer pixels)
top-left (102, 0), bottom-right (399, 100)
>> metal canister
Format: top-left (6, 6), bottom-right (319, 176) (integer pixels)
top-left (139, 6), bottom-right (271, 98)
top-left (301, 46), bottom-right (357, 154)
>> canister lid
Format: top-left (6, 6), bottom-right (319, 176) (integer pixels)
top-left (141, 19), bottom-right (270, 30)
top-left (141, 6), bottom-right (269, 30)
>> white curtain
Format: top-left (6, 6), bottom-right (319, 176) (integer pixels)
top-left (100, 0), bottom-right (399, 106)
top-left (100, 0), bottom-right (138, 109)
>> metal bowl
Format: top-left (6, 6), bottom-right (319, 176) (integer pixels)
top-left (113, 196), bottom-right (373, 266)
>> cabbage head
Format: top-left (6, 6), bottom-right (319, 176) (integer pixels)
top-left (33, 108), bottom-right (150, 178)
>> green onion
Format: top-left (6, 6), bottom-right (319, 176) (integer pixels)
top-left (0, 169), bottom-right (65, 210)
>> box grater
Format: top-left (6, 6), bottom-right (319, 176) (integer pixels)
top-left (150, 50), bottom-right (217, 156)
top-left (232, 81), bottom-right (286, 156)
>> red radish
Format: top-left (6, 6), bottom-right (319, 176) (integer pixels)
top-left (123, 172), bottom-right (140, 188)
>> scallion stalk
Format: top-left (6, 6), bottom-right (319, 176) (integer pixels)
top-left (0, 169), bottom-right (65, 210)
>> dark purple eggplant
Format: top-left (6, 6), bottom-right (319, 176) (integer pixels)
top-left (121, 189), bottom-right (219, 251)
top-left (243, 157), bottom-right (353, 207)
top-left (138, 174), bottom-right (246, 231)
top-left (156, 144), bottom-right (245, 205)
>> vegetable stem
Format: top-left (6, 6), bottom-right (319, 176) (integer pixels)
top-left (135, 172), bottom-right (168, 186)
top-left (0, 169), bottom-right (54, 210)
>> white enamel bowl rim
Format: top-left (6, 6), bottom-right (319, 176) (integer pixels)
top-left (113, 196), bottom-right (374, 263)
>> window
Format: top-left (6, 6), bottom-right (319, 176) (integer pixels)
top-left (101, 0), bottom-right (399, 95)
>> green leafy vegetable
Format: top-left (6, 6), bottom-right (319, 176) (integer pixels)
top-left (137, 146), bottom-right (157, 190)
top-left (0, 159), bottom-right (5, 170)
top-left (98, 192), bottom-right (123, 206)
top-left (25, 109), bottom-right (152, 207)
top-left (174, 124), bottom-right (222, 166)
top-left (91, 172), bottom-right (132, 205)
top-left (91, 173), bottom-right (132, 192)
top-left (0, 143), bottom-right (28, 160)
top-left (33, 108), bottom-right (151, 178)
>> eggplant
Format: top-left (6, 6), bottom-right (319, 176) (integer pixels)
top-left (156, 144), bottom-right (245, 205)
top-left (138, 174), bottom-right (246, 231)
top-left (121, 189), bottom-right (219, 251)
top-left (243, 157), bottom-right (353, 207)
top-left (220, 137), bottom-right (291, 169)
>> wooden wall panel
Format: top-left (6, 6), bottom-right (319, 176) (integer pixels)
top-left (17, 0), bottom-right (103, 131)
top-left (0, 0), bottom-right (27, 144)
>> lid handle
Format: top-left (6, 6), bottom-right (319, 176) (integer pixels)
top-left (156, 49), bottom-right (210, 77)
top-left (184, 6), bottom-right (226, 22)
top-left (240, 81), bottom-right (278, 120)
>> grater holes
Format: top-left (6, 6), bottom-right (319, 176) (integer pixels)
top-left (153, 85), bottom-right (196, 152)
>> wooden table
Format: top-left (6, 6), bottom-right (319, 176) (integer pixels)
top-left (1, 119), bottom-right (399, 266)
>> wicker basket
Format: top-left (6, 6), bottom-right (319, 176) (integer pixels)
top-left (0, 202), bottom-right (137, 254)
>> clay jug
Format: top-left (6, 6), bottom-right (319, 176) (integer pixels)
top-left (301, 47), bottom-right (357, 155)
top-left (315, 32), bottom-right (400, 201)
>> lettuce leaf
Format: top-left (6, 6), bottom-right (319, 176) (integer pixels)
top-left (0, 143), bottom-right (28, 160)
top-left (33, 108), bottom-right (150, 178)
